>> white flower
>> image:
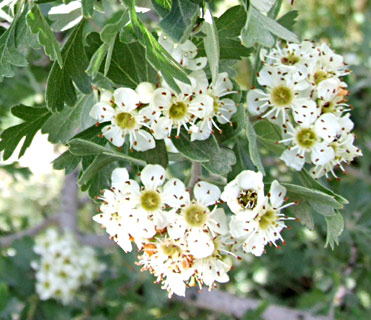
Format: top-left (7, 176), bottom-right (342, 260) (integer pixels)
top-left (138, 238), bottom-right (194, 297)
top-left (247, 65), bottom-right (317, 125)
top-left (190, 70), bottom-right (237, 141)
top-left (311, 131), bottom-right (362, 179)
top-left (221, 170), bottom-right (265, 218)
top-left (158, 34), bottom-right (207, 71)
top-left (117, 164), bottom-right (188, 230)
top-left (279, 113), bottom-right (342, 171)
top-left (261, 41), bottom-right (316, 81)
top-left (150, 80), bottom-right (213, 139)
top-left (33, 229), bottom-right (104, 305)
top-left (316, 78), bottom-right (351, 115)
top-left (90, 87), bottom-right (156, 151)
top-left (309, 43), bottom-right (349, 85)
top-left (167, 182), bottom-right (227, 259)
top-left (229, 181), bottom-right (295, 256)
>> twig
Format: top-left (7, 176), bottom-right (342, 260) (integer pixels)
top-left (0, 215), bottom-right (58, 248)
top-left (77, 233), bottom-right (115, 248)
top-left (59, 171), bottom-right (79, 232)
top-left (174, 289), bottom-right (331, 320)
top-left (188, 161), bottom-right (202, 192)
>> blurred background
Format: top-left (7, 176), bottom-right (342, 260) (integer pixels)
top-left (0, 0), bottom-right (370, 319)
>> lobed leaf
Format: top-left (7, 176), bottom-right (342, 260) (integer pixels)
top-left (46, 20), bottom-right (91, 112)
top-left (0, 106), bottom-right (51, 160)
top-left (159, 0), bottom-right (200, 43)
top-left (27, 5), bottom-right (63, 68)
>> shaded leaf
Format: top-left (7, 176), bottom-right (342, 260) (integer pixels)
top-left (202, 6), bottom-right (219, 85)
top-left (52, 150), bottom-right (81, 174)
top-left (159, 0), bottom-right (200, 43)
top-left (325, 211), bottom-right (344, 249)
top-left (27, 5), bottom-right (63, 68)
top-left (42, 94), bottom-right (94, 144)
top-left (0, 106), bottom-right (51, 160)
top-left (46, 20), bottom-right (91, 112)
top-left (246, 117), bottom-right (265, 175)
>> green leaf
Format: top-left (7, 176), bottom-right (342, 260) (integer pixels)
top-left (106, 38), bottom-right (158, 87)
top-left (246, 117), bottom-right (265, 175)
top-left (0, 6), bottom-right (36, 79)
top-left (282, 183), bottom-right (343, 217)
top-left (42, 94), bottom-right (94, 144)
top-left (79, 155), bottom-right (118, 198)
top-left (27, 5), bottom-right (63, 68)
top-left (325, 211), bottom-right (344, 249)
top-left (86, 42), bottom-right (109, 79)
top-left (100, 10), bottom-right (130, 75)
top-left (131, 139), bottom-right (168, 168)
top-left (215, 5), bottom-right (247, 39)
top-left (0, 106), bottom-right (51, 160)
top-left (202, 6), bottom-right (219, 85)
top-left (48, 3), bottom-right (82, 32)
top-left (214, 103), bottom-right (246, 144)
top-left (254, 120), bottom-right (285, 154)
top-left (171, 132), bottom-right (236, 175)
top-left (68, 138), bottom-right (146, 166)
top-left (159, 0), bottom-right (200, 43)
top-left (0, 163), bottom-right (32, 180)
top-left (171, 131), bottom-right (209, 162)
top-left (277, 10), bottom-right (298, 32)
top-left (82, 0), bottom-right (94, 18)
top-left (151, 0), bottom-right (171, 17)
top-left (241, 7), bottom-right (298, 47)
top-left (287, 200), bottom-right (314, 230)
top-left (125, 0), bottom-right (190, 93)
top-left (52, 150), bottom-right (81, 174)
top-left (0, 283), bottom-right (9, 312)
top-left (299, 169), bottom-right (348, 205)
top-left (46, 20), bottom-right (91, 112)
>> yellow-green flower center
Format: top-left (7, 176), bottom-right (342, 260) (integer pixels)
top-left (297, 128), bottom-right (317, 148)
top-left (116, 112), bottom-right (136, 130)
top-left (169, 101), bottom-right (187, 120)
top-left (160, 243), bottom-right (182, 258)
top-left (140, 190), bottom-right (161, 211)
top-left (237, 189), bottom-right (258, 210)
top-left (271, 86), bottom-right (293, 107)
top-left (259, 210), bottom-right (276, 230)
top-left (314, 71), bottom-right (328, 85)
top-left (319, 100), bottom-right (335, 114)
top-left (281, 54), bottom-right (300, 66)
top-left (184, 204), bottom-right (208, 227)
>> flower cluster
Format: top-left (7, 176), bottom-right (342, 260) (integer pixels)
top-left (247, 41), bottom-right (362, 179)
top-left (89, 36), bottom-right (237, 151)
top-left (31, 229), bottom-right (105, 305)
top-left (93, 165), bottom-right (294, 297)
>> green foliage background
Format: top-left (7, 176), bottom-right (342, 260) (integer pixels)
top-left (0, 0), bottom-right (370, 319)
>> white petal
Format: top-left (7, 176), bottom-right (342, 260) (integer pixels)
top-left (187, 57), bottom-right (208, 71)
top-left (280, 149), bottom-right (305, 171)
top-left (314, 113), bottom-right (340, 143)
top-left (162, 178), bottom-right (188, 208)
top-left (216, 98), bottom-right (237, 124)
top-left (269, 180), bottom-right (286, 209)
top-left (187, 230), bottom-right (214, 259)
top-left (292, 99), bottom-right (319, 126)
top-left (189, 94), bottom-right (214, 118)
top-left (89, 102), bottom-right (114, 122)
top-left (140, 164), bottom-right (166, 189)
top-left (208, 208), bottom-right (228, 235)
top-left (194, 181), bottom-right (221, 206)
top-left (152, 117), bottom-right (172, 139)
top-left (311, 143), bottom-right (335, 165)
top-left (102, 125), bottom-right (125, 147)
top-left (237, 170), bottom-right (264, 191)
top-left (247, 89), bottom-right (268, 115)
top-left (111, 168), bottom-right (129, 190)
top-left (150, 88), bottom-right (172, 109)
top-left (114, 88), bottom-right (140, 111)
top-left (190, 120), bottom-right (212, 141)
top-left (132, 130), bottom-right (155, 152)
top-left (136, 82), bottom-right (155, 104)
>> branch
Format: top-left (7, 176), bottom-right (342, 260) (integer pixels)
top-left (0, 215), bottom-right (58, 248)
top-left (188, 161), bottom-right (202, 192)
top-left (77, 233), bottom-right (115, 248)
top-left (174, 289), bottom-right (330, 320)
